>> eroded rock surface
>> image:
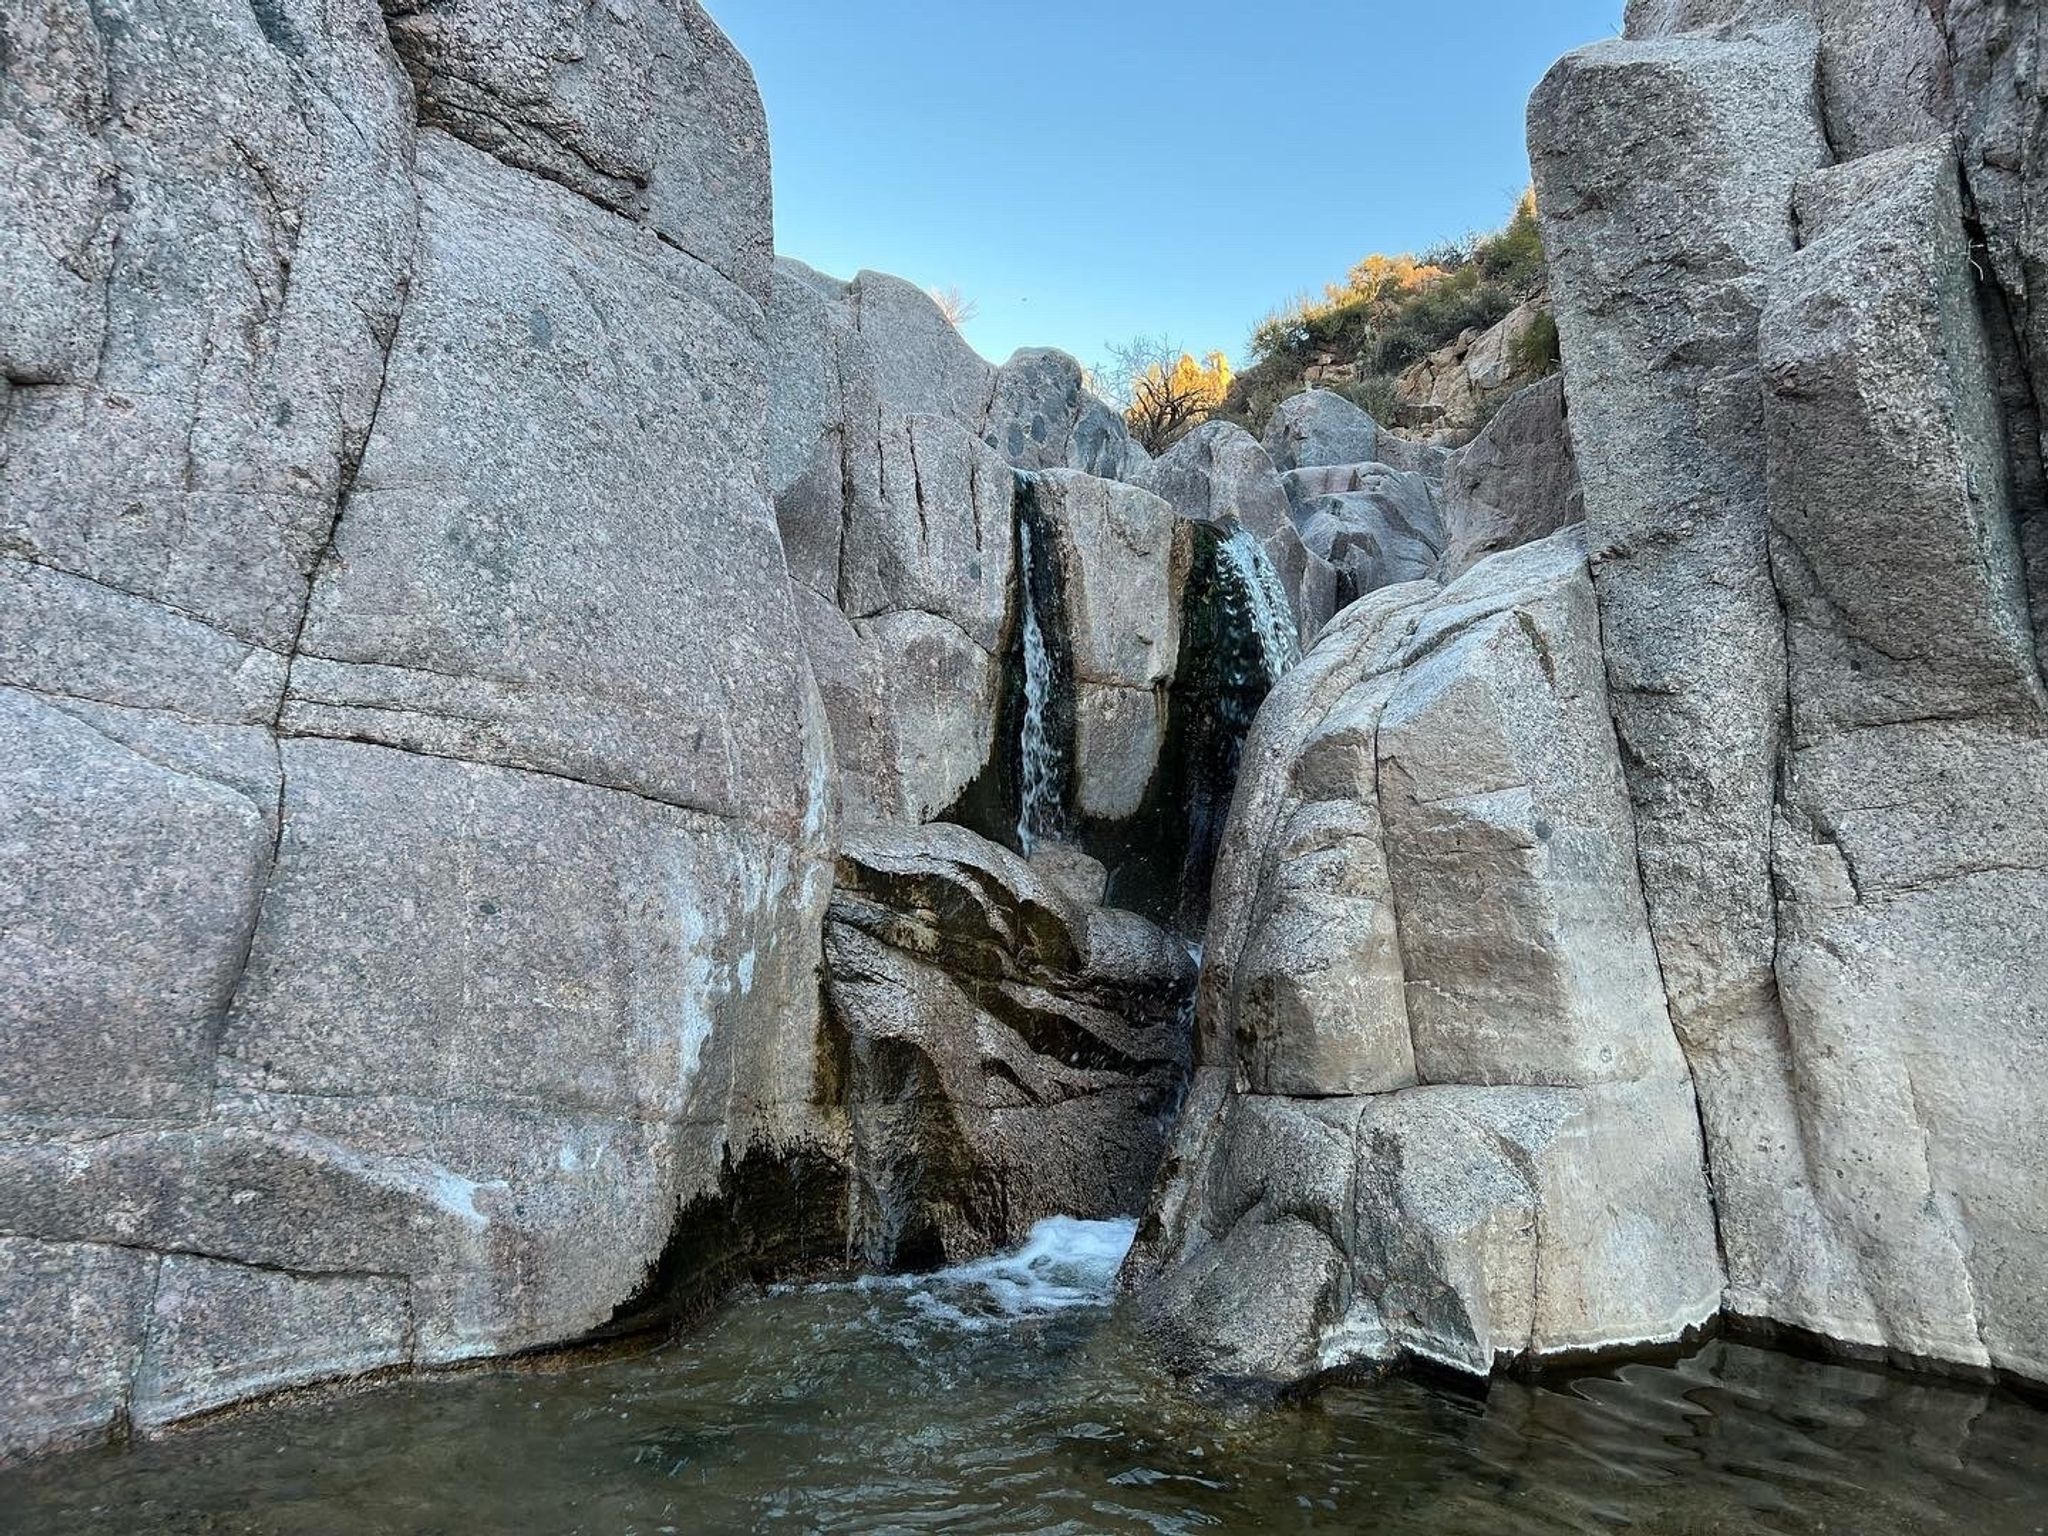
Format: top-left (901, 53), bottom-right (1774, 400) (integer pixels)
top-left (1438, 376), bottom-right (1583, 582)
top-left (1530, 8), bottom-right (2048, 1381)
top-left (826, 825), bottom-right (1195, 1266)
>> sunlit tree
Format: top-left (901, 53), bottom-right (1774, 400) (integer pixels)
top-left (1099, 337), bottom-right (1233, 454)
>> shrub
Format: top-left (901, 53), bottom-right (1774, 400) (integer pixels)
top-left (1511, 307), bottom-right (1562, 376)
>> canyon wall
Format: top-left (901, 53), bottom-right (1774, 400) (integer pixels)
top-left (0, 0), bottom-right (842, 1459)
top-left (1131, 0), bottom-right (2048, 1390)
top-left (6, 0), bottom-right (2045, 1469)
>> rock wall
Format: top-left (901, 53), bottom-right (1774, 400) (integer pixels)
top-left (1131, 0), bottom-right (2048, 1396)
top-left (1530, 5), bottom-right (2048, 1381)
top-left (0, 0), bottom-right (838, 1460)
top-left (827, 826), bottom-right (1194, 1267)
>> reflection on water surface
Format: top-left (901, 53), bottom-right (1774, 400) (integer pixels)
top-left (4, 1218), bottom-right (2044, 1535)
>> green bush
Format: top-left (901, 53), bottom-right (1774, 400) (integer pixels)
top-left (1228, 191), bottom-right (1552, 436)
top-left (1511, 308), bottom-right (1561, 376)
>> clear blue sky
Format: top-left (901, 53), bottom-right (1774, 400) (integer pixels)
top-left (712, 1), bottom-right (1623, 370)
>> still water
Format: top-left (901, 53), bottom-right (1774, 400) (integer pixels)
top-left (5, 1218), bottom-right (2045, 1535)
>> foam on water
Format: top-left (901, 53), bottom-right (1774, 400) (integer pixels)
top-left (860, 1215), bottom-right (1137, 1331)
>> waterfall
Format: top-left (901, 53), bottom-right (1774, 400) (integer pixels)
top-left (1216, 525), bottom-right (1301, 685)
top-left (1016, 516), bottom-right (1063, 854)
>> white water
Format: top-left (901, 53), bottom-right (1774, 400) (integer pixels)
top-left (1218, 525), bottom-right (1301, 684)
top-left (1015, 517), bottom-right (1063, 853)
top-left (852, 1215), bottom-right (1137, 1332)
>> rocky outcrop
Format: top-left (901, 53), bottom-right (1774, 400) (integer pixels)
top-left (766, 260), bottom-right (1154, 830)
top-left (0, 0), bottom-right (837, 1460)
top-left (1286, 463), bottom-right (1448, 603)
top-left (1263, 388), bottom-right (1451, 480)
top-left (1438, 376), bottom-right (1584, 582)
top-left (1532, 8), bottom-right (2048, 1381)
top-left (827, 825), bottom-right (1194, 1266)
top-left (1127, 531), bottom-right (1723, 1382)
top-left (1136, 422), bottom-right (1337, 644)
top-left (1031, 473), bottom-right (1190, 823)
top-left (1393, 297), bottom-right (1556, 442)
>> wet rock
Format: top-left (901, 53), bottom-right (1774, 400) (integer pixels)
top-left (1138, 422), bottom-right (1338, 642)
top-left (826, 825), bottom-right (1195, 1267)
top-left (1032, 471), bottom-right (1190, 822)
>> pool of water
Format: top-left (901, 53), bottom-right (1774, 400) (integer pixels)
top-left (5, 1218), bottom-right (2045, 1535)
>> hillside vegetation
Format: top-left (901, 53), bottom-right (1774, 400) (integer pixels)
top-left (1217, 192), bottom-right (1556, 436)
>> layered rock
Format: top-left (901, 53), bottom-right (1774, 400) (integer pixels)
top-left (826, 826), bottom-right (1195, 1266)
top-left (1533, 9), bottom-right (2048, 1380)
top-left (0, 0), bottom-right (837, 1459)
top-left (1128, 532), bottom-right (1723, 1382)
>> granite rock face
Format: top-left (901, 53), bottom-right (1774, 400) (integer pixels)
top-left (764, 259), bottom-right (1153, 829)
top-left (1032, 471), bottom-right (1192, 822)
top-left (826, 825), bottom-right (1195, 1266)
top-left (1288, 464), bottom-right (1448, 603)
top-left (1138, 422), bottom-right (1338, 643)
top-left (1127, 532), bottom-right (1723, 1382)
top-left (1438, 376), bottom-right (1584, 582)
top-left (0, 0), bottom-right (837, 1461)
top-left (1530, 8), bottom-right (2048, 1381)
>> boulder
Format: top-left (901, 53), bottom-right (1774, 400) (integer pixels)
top-left (382, 0), bottom-right (772, 297)
top-left (766, 262), bottom-right (1019, 828)
top-left (1138, 421), bottom-right (1338, 642)
top-left (1438, 376), bottom-right (1584, 581)
top-left (1754, 139), bottom-right (2048, 1375)
top-left (1262, 388), bottom-right (1382, 473)
top-left (1291, 465), bottom-right (1447, 602)
top-left (987, 347), bottom-right (1145, 479)
top-left (1129, 532), bottom-right (1722, 1383)
top-left (1033, 471), bottom-right (1190, 822)
top-left (826, 825), bottom-right (1195, 1266)
top-left (1622, 0), bottom-right (1952, 160)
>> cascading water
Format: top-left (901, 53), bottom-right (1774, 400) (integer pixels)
top-left (1015, 515), bottom-right (1064, 855)
top-left (1216, 524), bottom-right (1301, 685)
